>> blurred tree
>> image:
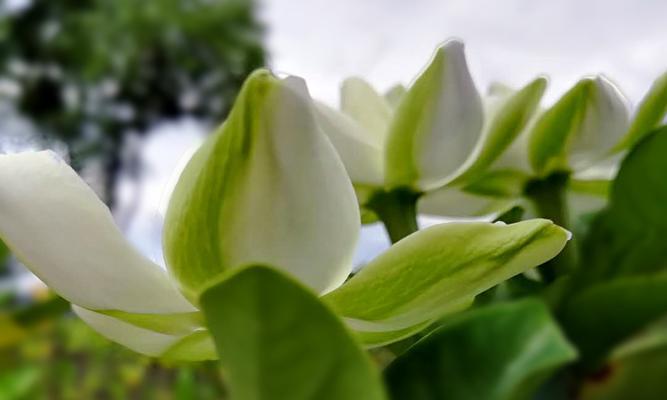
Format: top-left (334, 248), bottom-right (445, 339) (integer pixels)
top-left (0, 0), bottom-right (266, 205)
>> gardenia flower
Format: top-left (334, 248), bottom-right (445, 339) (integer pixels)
top-left (0, 70), bottom-right (569, 360)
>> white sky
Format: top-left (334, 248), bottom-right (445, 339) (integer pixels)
top-left (260, 0), bottom-right (667, 106)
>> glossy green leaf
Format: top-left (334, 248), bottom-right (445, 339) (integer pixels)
top-left (200, 265), bottom-right (386, 400)
top-left (385, 40), bottom-right (483, 191)
top-left (614, 71), bottom-right (667, 152)
top-left (579, 318), bottom-right (667, 400)
top-left (454, 77), bottom-right (547, 185)
top-left (324, 219), bottom-right (569, 346)
top-left (164, 70), bottom-right (360, 299)
top-left (384, 299), bottom-right (577, 400)
top-left (561, 275), bottom-right (667, 367)
top-left (575, 126), bottom-right (667, 288)
top-left (528, 76), bottom-right (629, 175)
top-left (560, 127), bottom-right (667, 365)
top-left (608, 125), bottom-right (667, 229)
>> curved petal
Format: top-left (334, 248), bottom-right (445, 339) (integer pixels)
top-left (452, 77), bottom-right (547, 185)
top-left (164, 71), bottom-right (360, 298)
top-left (73, 306), bottom-right (215, 360)
top-left (419, 168), bottom-right (528, 218)
top-left (385, 40), bottom-right (484, 191)
top-left (418, 186), bottom-right (515, 218)
top-left (0, 151), bottom-right (194, 314)
top-left (614, 70), bottom-right (667, 152)
top-left (528, 76), bottom-right (630, 175)
top-left (340, 77), bottom-right (392, 145)
top-left (314, 102), bottom-right (384, 186)
top-left (384, 84), bottom-right (407, 110)
top-left (324, 219), bottom-right (570, 347)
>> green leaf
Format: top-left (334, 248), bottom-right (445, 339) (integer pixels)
top-left (453, 77), bottom-right (547, 185)
top-left (579, 318), bottom-right (667, 400)
top-left (200, 265), bottom-right (387, 400)
top-left (608, 125), bottom-right (667, 229)
top-left (323, 219), bottom-right (569, 346)
top-left (560, 127), bottom-right (667, 366)
top-left (561, 275), bottom-right (667, 368)
top-left (385, 40), bottom-right (483, 191)
top-left (528, 77), bottom-right (629, 175)
top-left (575, 126), bottom-right (667, 287)
top-left (0, 366), bottom-right (40, 400)
top-left (0, 239), bottom-right (8, 266)
top-left (384, 299), bottom-right (577, 400)
top-left (614, 71), bottom-right (667, 152)
top-left (163, 70), bottom-right (360, 299)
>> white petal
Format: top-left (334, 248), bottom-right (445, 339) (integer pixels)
top-left (73, 306), bottom-right (182, 356)
top-left (164, 71), bottom-right (360, 296)
top-left (0, 151), bottom-right (194, 313)
top-left (528, 76), bottom-right (630, 175)
top-left (384, 84), bottom-right (407, 110)
top-left (453, 77), bottom-right (547, 185)
top-left (314, 102), bottom-right (384, 186)
top-left (385, 40), bottom-right (484, 191)
top-left (418, 186), bottom-right (516, 218)
top-left (340, 77), bottom-right (392, 145)
top-left (569, 76), bottom-right (630, 171)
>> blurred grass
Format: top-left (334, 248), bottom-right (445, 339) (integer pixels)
top-left (0, 300), bottom-right (228, 399)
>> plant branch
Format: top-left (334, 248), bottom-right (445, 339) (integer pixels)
top-left (367, 189), bottom-right (421, 244)
top-left (524, 172), bottom-right (574, 283)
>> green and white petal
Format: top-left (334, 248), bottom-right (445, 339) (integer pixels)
top-left (418, 186), bottom-right (515, 218)
top-left (453, 77), bottom-right (547, 185)
top-left (418, 168), bottom-right (528, 218)
top-left (528, 76), bottom-right (630, 175)
top-left (164, 70), bottom-right (360, 299)
top-left (340, 77), bottom-right (393, 145)
top-left (0, 151), bottom-right (195, 314)
top-left (384, 84), bottom-right (407, 110)
top-left (314, 102), bottom-right (384, 186)
top-left (614, 70), bottom-right (667, 152)
top-left (385, 40), bottom-right (484, 191)
top-left (324, 219), bottom-right (569, 346)
top-left (73, 306), bottom-right (215, 360)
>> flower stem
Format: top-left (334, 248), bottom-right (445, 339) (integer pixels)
top-left (367, 189), bottom-right (421, 244)
top-left (524, 172), bottom-right (574, 283)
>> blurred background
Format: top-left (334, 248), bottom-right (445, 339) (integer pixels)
top-left (0, 0), bottom-right (666, 398)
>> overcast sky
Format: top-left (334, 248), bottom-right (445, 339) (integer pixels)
top-left (260, 0), bottom-right (667, 105)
